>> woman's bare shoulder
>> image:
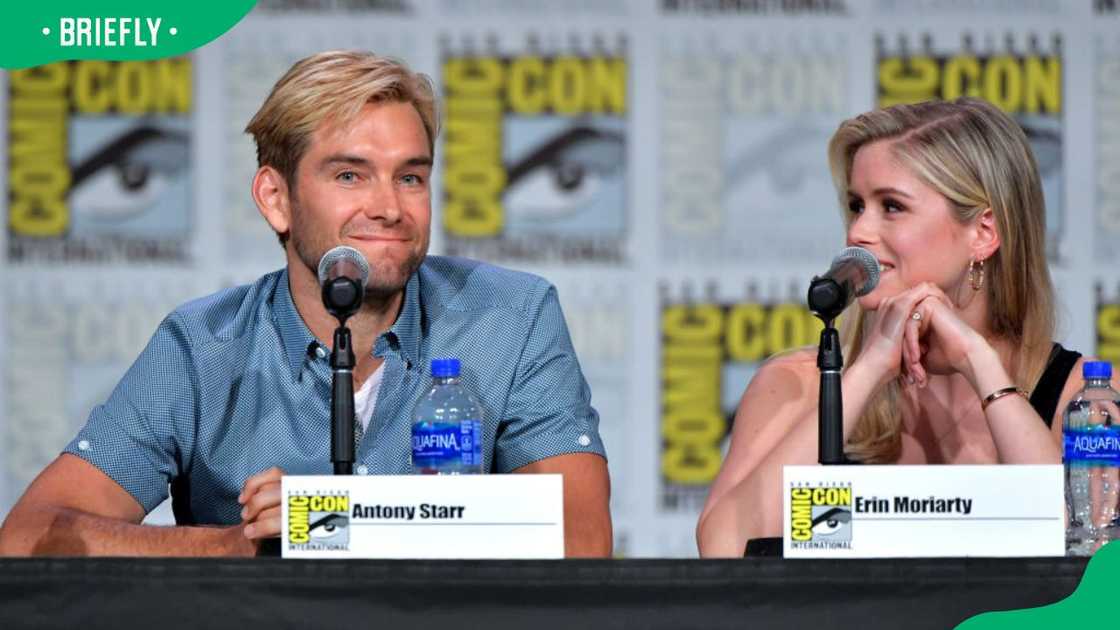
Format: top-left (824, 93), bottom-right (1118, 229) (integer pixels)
top-left (758, 346), bottom-right (819, 376)
top-left (740, 346), bottom-right (820, 406)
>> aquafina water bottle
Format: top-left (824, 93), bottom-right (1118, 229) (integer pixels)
top-left (1063, 360), bottom-right (1120, 555)
top-left (411, 358), bottom-right (484, 474)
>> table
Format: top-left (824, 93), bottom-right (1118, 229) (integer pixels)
top-left (0, 557), bottom-right (1087, 629)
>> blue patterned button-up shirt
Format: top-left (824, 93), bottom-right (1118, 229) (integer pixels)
top-left (64, 256), bottom-right (606, 525)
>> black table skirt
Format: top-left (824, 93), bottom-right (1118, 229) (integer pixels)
top-left (0, 557), bottom-right (1087, 630)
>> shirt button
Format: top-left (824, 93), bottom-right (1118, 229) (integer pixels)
top-left (577, 434), bottom-right (591, 447)
top-left (315, 346), bottom-right (328, 359)
top-left (78, 440), bottom-right (91, 451)
top-left (356, 465), bottom-right (369, 475)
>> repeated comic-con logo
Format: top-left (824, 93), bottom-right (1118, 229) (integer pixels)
top-left (660, 0), bottom-right (848, 15)
top-left (1097, 283), bottom-right (1120, 365)
top-left (441, 34), bottom-right (627, 264)
top-left (876, 32), bottom-right (1064, 262)
top-left (3, 277), bottom-right (186, 505)
top-left (7, 59), bottom-right (193, 263)
top-left (255, 0), bottom-right (412, 12)
top-left (659, 281), bottom-right (825, 512)
top-left (659, 33), bottom-right (849, 264)
top-left (1097, 36), bottom-right (1120, 261)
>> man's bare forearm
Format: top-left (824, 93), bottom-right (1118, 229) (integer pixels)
top-left (565, 511), bottom-right (612, 558)
top-left (0, 503), bottom-right (254, 557)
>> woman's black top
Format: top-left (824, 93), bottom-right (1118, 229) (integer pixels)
top-left (742, 343), bottom-right (1081, 557)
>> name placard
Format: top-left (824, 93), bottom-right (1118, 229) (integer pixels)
top-left (281, 475), bottom-right (564, 559)
top-left (782, 465), bottom-right (1064, 558)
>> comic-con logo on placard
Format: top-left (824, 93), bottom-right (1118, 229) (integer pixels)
top-left (7, 58), bottom-right (192, 263)
top-left (659, 282), bottom-right (825, 513)
top-left (287, 491), bottom-right (350, 551)
top-left (441, 36), bottom-right (627, 264)
top-left (789, 482), bottom-right (853, 549)
top-left (875, 32), bottom-right (1063, 262)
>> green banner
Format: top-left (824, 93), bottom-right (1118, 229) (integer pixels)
top-left (958, 541), bottom-right (1118, 628)
top-left (0, 1), bottom-right (257, 69)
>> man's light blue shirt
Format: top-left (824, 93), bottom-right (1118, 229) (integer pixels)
top-left (64, 256), bottom-right (606, 525)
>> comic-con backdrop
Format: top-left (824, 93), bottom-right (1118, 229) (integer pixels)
top-left (2, 0), bottom-right (1118, 557)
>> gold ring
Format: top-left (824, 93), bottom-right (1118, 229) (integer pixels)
top-left (911, 311), bottom-right (922, 321)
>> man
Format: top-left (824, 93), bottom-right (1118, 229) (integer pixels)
top-left (0, 51), bottom-right (611, 557)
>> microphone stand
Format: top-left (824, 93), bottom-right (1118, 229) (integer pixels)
top-left (807, 277), bottom-right (848, 465)
top-left (322, 275), bottom-right (364, 476)
top-left (330, 323), bottom-right (355, 476)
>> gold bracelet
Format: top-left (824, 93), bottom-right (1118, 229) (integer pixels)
top-left (980, 386), bottom-right (1028, 411)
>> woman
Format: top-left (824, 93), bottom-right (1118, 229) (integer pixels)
top-left (696, 97), bottom-right (1088, 557)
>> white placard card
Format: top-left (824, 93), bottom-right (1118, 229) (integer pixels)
top-left (782, 465), bottom-right (1064, 558)
top-left (281, 474), bottom-right (564, 559)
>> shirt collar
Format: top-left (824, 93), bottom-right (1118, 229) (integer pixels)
top-left (378, 270), bottom-right (422, 370)
top-left (272, 268), bottom-right (319, 380)
top-left (273, 267), bottom-right (424, 379)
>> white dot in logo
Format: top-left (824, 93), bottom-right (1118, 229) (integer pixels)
top-left (169, 27), bottom-right (178, 36)
top-left (42, 27), bottom-right (50, 36)
top-left (78, 440), bottom-right (90, 451)
top-left (315, 346), bottom-right (328, 359)
top-left (577, 434), bottom-right (591, 447)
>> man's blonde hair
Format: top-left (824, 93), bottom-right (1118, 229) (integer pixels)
top-left (246, 51), bottom-right (439, 241)
top-left (826, 97), bottom-right (1056, 462)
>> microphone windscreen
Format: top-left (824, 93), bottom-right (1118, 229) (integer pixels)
top-left (834, 246), bottom-right (880, 297)
top-left (317, 246), bottom-right (370, 287)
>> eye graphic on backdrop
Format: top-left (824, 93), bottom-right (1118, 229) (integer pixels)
top-left (308, 513), bottom-right (349, 541)
top-left (504, 125), bottom-right (625, 221)
top-left (1020, 119), bottom-right (1061, 176)
top-left (725, 124), bottom-right (828, 194)
top-left (69, 125), bottom-right (190, 222)
top-left (810, 507), bottom-right (851, 536)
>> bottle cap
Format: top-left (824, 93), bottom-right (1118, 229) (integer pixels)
top-left (1083, 361), bottom-right (1112, 380)
top-left (430, 358), bottom-right (460, 378)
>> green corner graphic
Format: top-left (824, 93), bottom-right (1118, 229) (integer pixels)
top-left (0, 1), bottom-right (257, 69)
top-left (957, 541), bottom-right (1119, 629)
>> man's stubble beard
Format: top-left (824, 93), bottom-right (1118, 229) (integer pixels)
top-left (289, 197), bottom-right (427, 302)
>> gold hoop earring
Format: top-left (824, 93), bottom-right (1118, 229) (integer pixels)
top-left (968, 258), bottom-right (984, 291)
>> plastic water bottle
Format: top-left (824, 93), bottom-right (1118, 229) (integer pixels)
top-left (411, 358), bottom-right (484, 474)
top-left (1063, 361), bottom-right (1120, 555)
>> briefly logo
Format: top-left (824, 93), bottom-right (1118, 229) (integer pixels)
top-left (287, 492), bottom-right (350, 550)
top-left (789, 482), bottom-right (852, 549)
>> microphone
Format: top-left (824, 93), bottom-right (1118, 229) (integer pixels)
top-left (317, 246), bottom-right (369, 476)
top-left (807, 246), bottom-right (880, 321)
top-left (808, 246), bottom-right (878, 466)
top-left (317, 246), bottom-right (370, 322)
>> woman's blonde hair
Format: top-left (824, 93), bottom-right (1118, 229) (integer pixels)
top-left (245, 50), bottom-right (439, 244)
top-left (827, 97), bottom-right (1055, 462)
